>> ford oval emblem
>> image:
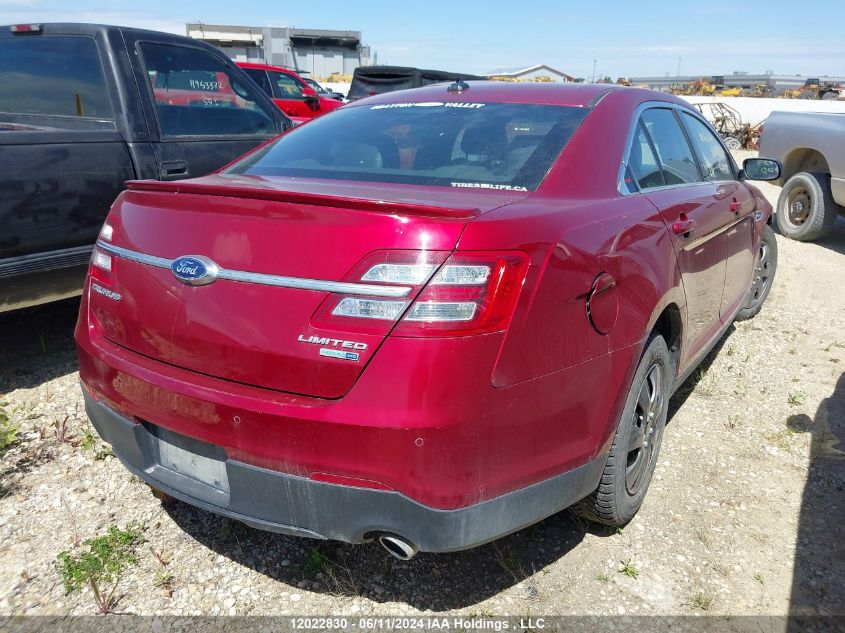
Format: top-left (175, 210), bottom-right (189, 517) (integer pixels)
top-left (170, 255), bottom-right (219, 286)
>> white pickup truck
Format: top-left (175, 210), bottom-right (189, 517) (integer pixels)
top-left (759, 111), bottom-right (845, 241)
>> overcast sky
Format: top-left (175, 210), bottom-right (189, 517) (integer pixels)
top-left (2, 0), bottom-right (843, 78)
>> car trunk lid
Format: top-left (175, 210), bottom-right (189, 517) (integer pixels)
top-left (90, 176), bottom-right (527, 398)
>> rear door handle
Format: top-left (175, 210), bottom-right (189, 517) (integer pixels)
top-left (160, 160), bottom-right (189, 179)
top-left (672, 216), bottom-right (697, 236)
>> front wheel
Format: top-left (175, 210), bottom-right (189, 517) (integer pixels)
top-left (735, 224), bottom-right (778, 321)
top-left (575, 333), bottom-right (671, 527)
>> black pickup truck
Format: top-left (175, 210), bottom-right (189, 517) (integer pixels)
top-left (0, 23), bottom-right (290, 311)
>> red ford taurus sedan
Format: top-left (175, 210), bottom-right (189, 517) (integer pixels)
top-left (76, 82), bottom-right (780, 558)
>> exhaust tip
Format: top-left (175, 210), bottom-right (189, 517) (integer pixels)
top-left (378, 534), bottom-right (418, 560)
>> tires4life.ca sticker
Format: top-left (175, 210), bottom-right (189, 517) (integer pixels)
top-left (451, 182), bottom-right (529, 191)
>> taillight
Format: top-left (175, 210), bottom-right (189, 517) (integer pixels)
top-left (90, 223), bottom-right (114, 282)
top-left (394, 252), bottom-right (529, 336)
top-left (312, 250), bottom-right (449, 336)
top-left (313, 250), bottom-right (529, 337)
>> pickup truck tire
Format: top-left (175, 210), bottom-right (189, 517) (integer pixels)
top-left (735, 225), bottom-right (778, 321)
top-left (575, 333), bottom-right (670, 527)
top-left (776, 172), bottom-right (838, 241)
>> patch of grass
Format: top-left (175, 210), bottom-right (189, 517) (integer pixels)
top-left (754, 573), bottom-right (764, 584)
top-left (766, 431), bottom-right (793, 451)
top-left (619, 558), bottom-right (639, 579)
top-left (787, 392), bottom-right (805, 407)
top-left (692, 367), bottom-right (717, 397)
top-left (57, 523), bottom-right (144, 613)
top-left (596, 572), bottom-right (610, 583)
top-left (154, 570), bottom-right (175, 597)
top-left (302, 546), bottom-right (332, 579)
top-left (0, 402), bottom-right (19, 452)
top-left (81, 431), bottom-right (96, 451)
top-left (687, 591), bottom-right (714, 611)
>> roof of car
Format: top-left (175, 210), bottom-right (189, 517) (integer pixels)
top-left (236, 61), bottom-right (302, 77)
top-left (354, 81), bottom-right (686, 108)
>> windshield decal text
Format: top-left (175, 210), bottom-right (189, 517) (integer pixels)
top-left (451, 182), bottom-right (528, 191)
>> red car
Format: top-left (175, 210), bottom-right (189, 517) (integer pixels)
top-left (76, 82), bottom-right (780, 558)
top-left (236, 62), bottom-right (342, 123)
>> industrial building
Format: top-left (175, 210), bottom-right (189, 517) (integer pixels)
top-left (484, 64), bottom-right (575, 82)
top-left (185, 23), bottom-right (371, 79)
top-left (629, 73), bottom-right (845, 93)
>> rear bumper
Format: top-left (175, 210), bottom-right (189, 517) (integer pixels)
top-left (85, 390), bottom-right (605, 552)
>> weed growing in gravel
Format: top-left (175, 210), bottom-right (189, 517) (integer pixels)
top-left (596, 572), bottom-right (610, 583)
top-left (57, 523), bottom-right (144, 614)
top-left (494, 545), bottom-right (525, 582)
top-left (154, 570), bottom-right (175, 598)
top-left (619, 558), bottom-right (639, 579)
top-left (754, 573), bottom-right (764, 584)
top-left (787, 392), bottom-right (805, 406)
top-left (150, 547), bottom-right (170, 567)
top-left (53, 415), bottom-right (76, 445)
top-left (687, 592), bottom-right (714, 610)
top-left (81, 431), bottom-right (96, 451)
top-left (302, 547), bottom-right (332, 578)
top-left (766, 431), bottom-right (793, 451)
top-left (0, 402), bottom-right (19, 452)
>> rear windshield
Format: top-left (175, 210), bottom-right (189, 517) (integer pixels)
top-left (227, 102), bottom-right (589, 191)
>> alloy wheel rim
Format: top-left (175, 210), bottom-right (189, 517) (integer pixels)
top-left (626, 363), bottom-right (664, 495)
top-left (747, 241), bottom-right (772, 305)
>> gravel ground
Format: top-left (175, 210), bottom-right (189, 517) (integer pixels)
top-left (1, 154), bottom-right (843, 621)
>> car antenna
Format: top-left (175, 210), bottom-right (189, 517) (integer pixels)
top-left (447, 79), bottom-right (469, 94)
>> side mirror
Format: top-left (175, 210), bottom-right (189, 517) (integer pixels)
top-left (301, 86), bottom-right (319, 111)
top-left (741, 157), bottom-right (782, 181)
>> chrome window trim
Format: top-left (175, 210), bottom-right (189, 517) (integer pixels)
top-left (617, 100), bottom-right (740, 197)
top-left (95, 241), bottom-right (413, 298)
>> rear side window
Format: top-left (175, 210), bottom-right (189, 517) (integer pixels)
top-left (228, 102), bottom-right (589, 191)
top-left (682, 113), bottom-right (734, 181)
top-left (627, 122), bottom-right (664, 190)
top-left (0, 36), bottom-right (114, 130)
top-left (640, 109), bottom-right (702, 186)
top-left (242, 68), bottom-right (273, 97)
top-left (139, 43), bottom-right (277, 138)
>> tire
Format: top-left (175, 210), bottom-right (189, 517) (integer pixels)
top-left (775, 172), bottom-right (839, 241)
top-left (575, 333), bottom-right (671, 527)
top-left (735, 225), bottom-right (778, 321)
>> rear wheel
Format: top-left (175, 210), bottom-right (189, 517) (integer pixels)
top-left (735, 225), bottom-right (778, 321)
top-left (776, 172), bottom-right (839, 241)
top-left (575, 333), bottom-right (671, 526)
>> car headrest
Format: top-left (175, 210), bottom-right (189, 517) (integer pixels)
top-left (461, 125), bottom-right (508, 157)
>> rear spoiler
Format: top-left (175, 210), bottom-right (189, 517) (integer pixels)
top-left (125, 180), bottom-right (481, 220)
